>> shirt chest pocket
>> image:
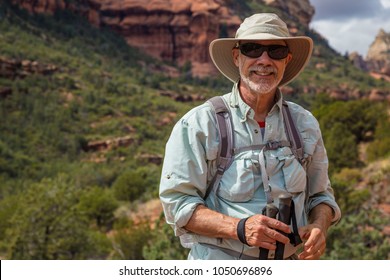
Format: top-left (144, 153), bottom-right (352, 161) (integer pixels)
top-left (218, 158), bottom-right (257, 202)
top-left (266, 147), bottom-right (306, 194)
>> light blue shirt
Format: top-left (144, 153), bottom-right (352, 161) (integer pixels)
top-left (159, 83), bottom-right (341, 259)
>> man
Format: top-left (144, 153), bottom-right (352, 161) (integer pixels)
top-left (159, 13), bottom-right (341, 260)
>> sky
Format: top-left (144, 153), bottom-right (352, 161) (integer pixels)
top-left (309, 0), bottom-right (390, 58)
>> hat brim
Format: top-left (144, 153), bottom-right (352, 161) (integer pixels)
top-left (209, 36), bottom-right (313, 86)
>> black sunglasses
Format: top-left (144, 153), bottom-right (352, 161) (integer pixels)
top-left (238, 43), bottom-right (289, 60)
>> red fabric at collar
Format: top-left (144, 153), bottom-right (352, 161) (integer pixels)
top-left (258, 121), bottom-right (266, 128)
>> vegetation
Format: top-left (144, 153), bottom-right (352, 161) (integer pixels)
top-left (314, 100), bottom-right (388, 173)
top-left (0, 2), bottom-right (389, 260)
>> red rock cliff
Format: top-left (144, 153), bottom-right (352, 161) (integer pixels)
top-left (10, 0), bottom-right (317, 78)
top-left (11, 0), bottom-right (241, 77)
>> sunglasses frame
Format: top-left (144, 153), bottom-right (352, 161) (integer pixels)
top-left (236, 42), bottom-right (290, 60)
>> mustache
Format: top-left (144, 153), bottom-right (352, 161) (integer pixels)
top-left (249, 65), bottom-right (277, 74)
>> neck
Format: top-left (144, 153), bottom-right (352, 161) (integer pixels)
top-left (239, 84), bottom-right (278, 122)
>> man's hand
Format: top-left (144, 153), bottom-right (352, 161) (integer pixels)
top-left (245, 214), bottom-right (291, 250)
top-left (298, 224), bottom-right (326, 259)
top-left (298, 203), bottom-right (334, 260)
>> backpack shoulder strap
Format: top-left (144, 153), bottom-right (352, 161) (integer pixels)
top-left (281, 100), bottom-right (304, 164)
top-left (204, 96), bottom-right (234, 202)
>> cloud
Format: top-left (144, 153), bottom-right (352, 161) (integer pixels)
top-left (312, 19), bottom-right (379, 56)
top-left (311, 0), bottom-right (383, 21)
top-left (380, 0), bottom-right (390, 8)
top-left (310, 0), bottom-right (390, 56)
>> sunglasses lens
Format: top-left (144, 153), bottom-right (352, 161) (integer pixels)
top-left (268, 45), bottom-right (289, 59)
top-left (239, 43), bottom-right (264, 58)
top-left (239, 43), bottom-right (289, 59)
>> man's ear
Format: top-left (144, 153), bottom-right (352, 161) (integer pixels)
top-left (232, 48), bottom-right (239, 67)
top-left (286, 53), bottom-right (293, 65)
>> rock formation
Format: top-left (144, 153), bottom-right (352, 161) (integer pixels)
top-left (262, 0), bottom-right (314, 27)
top-left (11, 0), bottom-right (242, 77)
top-left (11, 0), bottom-right (388, 100)
top-left (350, 29), bottom-right (390, 85)
top-left (0, 55), bottom-right (59, 98)
top-left (0, 56), bottom-right (57, 79)
top-left (10, 0), bottom-right (316, 78)
top-left (366, 29), bottom-right (390, 77)
top-left (10, 0), bottom-right (66, 14)
top-left (349, 52), bottom-right (368, 72)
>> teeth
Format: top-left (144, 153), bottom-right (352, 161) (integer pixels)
top-left (251, 67), bottom-right (274, 76)
top-left (255, 71), bottom-right (272, 75)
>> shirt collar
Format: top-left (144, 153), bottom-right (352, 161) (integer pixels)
top-left (228, 82), bottom-right (284, 122)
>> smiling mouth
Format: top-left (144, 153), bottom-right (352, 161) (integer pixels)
top-left (250, 66), bottom-right (276, 77)
top-left (253, 70), bottom-right (274, 76)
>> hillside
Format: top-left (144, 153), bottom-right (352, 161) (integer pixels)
top-left (9, 0), bottom-right (390, 102)
top-left (0, 1), bottom-right (389, 260)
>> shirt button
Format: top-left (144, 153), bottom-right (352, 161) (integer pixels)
top-left (254, 129), bottom-right (259, 134)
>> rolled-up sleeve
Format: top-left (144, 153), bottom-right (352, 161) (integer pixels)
top-left (159, 105), bottom-right (218, 236)
top-left (305, 128), bottom-right (341, 224)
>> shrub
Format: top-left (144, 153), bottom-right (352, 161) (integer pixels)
top-left (331, 168), bottom-right (370, 215)
top-left (5, 174), bottom-right (111, 259)
top-left (143, 214), bottom-right (189, 260)
top-left (112, 169), bottom-right (147, 202)
top-left (325, 210), bottom-right (390, 259)
top-left (77, 186), bottom-right (119, 232)
top-left (367, 118), bottom-right (390, 161)
top-left (110, 218), bottom-right (152, 260)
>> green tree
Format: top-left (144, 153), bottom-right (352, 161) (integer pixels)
top-left (314, 100), bottom-right (386, 172)
top-left (315, 100), bottom-right (384, 142)
top-left (0, 194), bottom-right (19, 252)
top-left (112, 169), bottom-right (148, 202)
top-left (110, 217), bottom-right (152, 260)
top-left (324, 122), bottom-right (359, 172)
top-left (77, 186), bottom-right (118, 232)
top-left (325, 210), bottom-right (390, 259)
top-left (331, 168), bottom-right (370, 215)
top-left (5, 174), bottom-right (111, 259)
top-left (143, 215), bottom-right (189, 260)
top-left (367, 118), bottom-right (390, 161)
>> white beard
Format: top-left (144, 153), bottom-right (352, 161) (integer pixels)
top-left (240, 65), bottom-right (282, 95)
top-left (241, 75), bottom-right (276, 95)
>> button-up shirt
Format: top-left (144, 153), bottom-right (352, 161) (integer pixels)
top-left (159, 83), bottom-right (341, 259)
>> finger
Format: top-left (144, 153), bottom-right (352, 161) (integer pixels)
top-left (299, 248), bottom-right (323, 260)
top-left (258, 233), bottom-right (277, 244)
top-left (264, 227), bottom-right (290, 244)
top-left (302, 243), bottom-right (320, 257)
top-left (258, 240), bottom-right (277, 250)
top-left (247, 215), bottom-right (291, 235)
top-left (303, 228), bottom-right (322, 250)
top-left (299, 242), bottom-right (326, 260)
top-left (298, 226), bottom-right (311, 241)
top-left (262, 217), bottom-right (291, 234)
top-left (247, 225), bottom-right (290, 246)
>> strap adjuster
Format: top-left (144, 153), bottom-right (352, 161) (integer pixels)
top-left (265, 141), bottom-right (281, 150)
top-left (216, 166), bottom-right (225, 175)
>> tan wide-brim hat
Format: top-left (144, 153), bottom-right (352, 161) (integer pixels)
top-left (209, 13), bottom-right (313, 86)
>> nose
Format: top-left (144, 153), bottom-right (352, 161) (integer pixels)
top-left (255, 50), bottom-right (272, 64)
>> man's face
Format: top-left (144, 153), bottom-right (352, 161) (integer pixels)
top-left (233, 40), bottom-right (292, 96)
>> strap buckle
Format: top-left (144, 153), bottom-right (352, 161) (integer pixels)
top-left (265, 141), bottom-right (281, 150)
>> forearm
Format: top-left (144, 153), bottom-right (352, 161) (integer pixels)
top-left (308, 203), bottom-right (333, 234)
top-left (184, 204), bottom-right (291, 249)
top-left (184, 204), bottom-right (240, 240)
